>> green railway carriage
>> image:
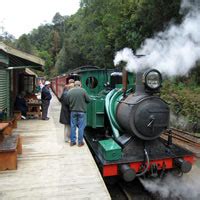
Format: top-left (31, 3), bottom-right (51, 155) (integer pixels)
top-left (75, 67), bottom-right (135, 129)
top-left (79, 68), bottom-right (112, 128)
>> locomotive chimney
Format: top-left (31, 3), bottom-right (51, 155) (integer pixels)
top-left (134, 71), bottom-right (146, 96)
top-left (122, 68), bottom-right (128, 97)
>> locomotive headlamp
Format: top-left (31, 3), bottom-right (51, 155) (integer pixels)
top-left (144, 69), bottom-right (162, 90)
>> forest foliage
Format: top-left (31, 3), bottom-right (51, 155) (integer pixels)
top-left (1, 0), bottom-right (182, 77)
top-left (0, 0), bottom-right (199, 130)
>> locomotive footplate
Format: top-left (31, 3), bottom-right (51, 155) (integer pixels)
top-left (84, 128), bottom-right (195, 177)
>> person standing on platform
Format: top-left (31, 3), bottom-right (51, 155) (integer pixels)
top-left (59, 80), bottom-right (74, 142)
top-left (67, 80), bottom-right (90, 147)
top-left (41, 81), bottom-right (52, 120)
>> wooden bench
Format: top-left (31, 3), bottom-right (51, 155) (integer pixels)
top-left (0, 134), bottom-right (22, 170)
top-left (0, 117), bottom-right (17, 133)
top-left (0, 122), bottom-right (9, 131)
top-left (0, 122), bottom-right (11, 137)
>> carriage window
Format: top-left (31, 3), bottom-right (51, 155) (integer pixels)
top-left (86, 77), bottom-right (98, 89)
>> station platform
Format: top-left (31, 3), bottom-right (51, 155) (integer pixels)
top-left (0, 94), bottom-right (111, 200)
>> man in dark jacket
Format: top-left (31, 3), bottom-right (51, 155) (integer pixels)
top-left (67, 81), bottom-right (90, 147)
top-left (15, 91), bottom-right (28, 119)
top-left (41, 81), bottom-right (52, 120)
top-left (59, 82), bottom-right (74, 142)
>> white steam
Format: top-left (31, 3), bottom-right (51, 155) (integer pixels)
top-left (114, 0), bottom-right (200, 76)
top-left (140, 165), bottom-right (200, 199)
top-left (113, 48), bottom-right (140, 72)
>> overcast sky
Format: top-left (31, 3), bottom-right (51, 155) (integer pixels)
top-left (0, 0), bottom-right (80, 39)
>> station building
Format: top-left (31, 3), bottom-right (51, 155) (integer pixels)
top-left (0, 42), bottom-right (44, 118)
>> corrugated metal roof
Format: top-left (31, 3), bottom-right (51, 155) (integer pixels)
top-left (0, 42), bottom-right (44, 71)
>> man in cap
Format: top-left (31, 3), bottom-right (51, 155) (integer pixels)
top-left (41, 81), bottom-right (52, 120)
top-left (66, 80), bottom-right (90, 147)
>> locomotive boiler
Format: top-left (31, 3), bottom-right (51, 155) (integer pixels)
top-left (116, 69), bottom-right (169, 141)
top-left (52, 66), bottom-right (195, 182)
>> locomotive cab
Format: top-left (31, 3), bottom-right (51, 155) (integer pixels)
top-left (110, 71), bottom-right (122, 88)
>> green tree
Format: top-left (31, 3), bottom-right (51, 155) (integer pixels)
top-left (38, 51), bottom-right (53, 77)
top-left (50, 29), bottom-right (62, 62)
top-left (52, 12), bottom-right (65, 25)
top-left (15, 34), bottom-right (33, 54)
top-left (29, 24), bottom-right (53, 52)
top-left (55, 37), bottom-right (85, 74)
top-left (16, 0), bottom-right (183, 75)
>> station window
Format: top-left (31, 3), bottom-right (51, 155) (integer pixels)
top-left (19, 74), bottom-right (35, 94)
top-left (86, 77), bottom-right (98, 89)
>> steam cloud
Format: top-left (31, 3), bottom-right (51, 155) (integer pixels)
top-left (114, 0), bottom-right (200, 76)
top-left (140, 165), bottom-right (200, 199)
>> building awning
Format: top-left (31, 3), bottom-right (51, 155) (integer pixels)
top-left (0, 42), bottom-right (44, 71)
top-left (25, 68), bottom-right (38, 77)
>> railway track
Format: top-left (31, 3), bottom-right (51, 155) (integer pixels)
top-left (118, 181), bottom-right (155, 200)
top-left (161, 128), bottom-right (200, 157)
top-left (106, 178), bottom-right (162, 200)
top-left (106, 174), bottom-right (189, 200)
top-left (162, 128), bottom-right (200, 147)
top-left (172, 127), bottom-right (200, 142)
top-left (106, 179), bottom-right (153, 200)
